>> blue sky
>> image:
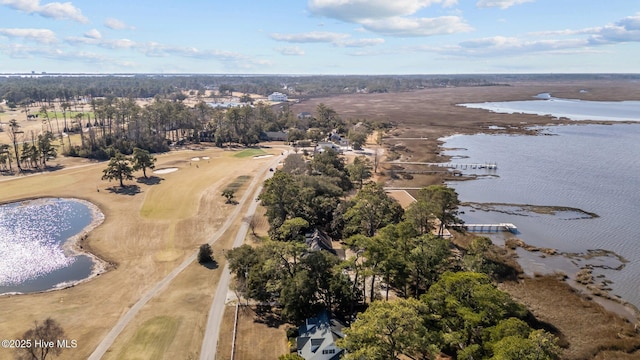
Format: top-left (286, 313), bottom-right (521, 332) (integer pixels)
top-left (0, 0), bottom-right (639, 74)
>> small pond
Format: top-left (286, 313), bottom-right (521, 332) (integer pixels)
top-left (0, 198), bottom-right (103, 295)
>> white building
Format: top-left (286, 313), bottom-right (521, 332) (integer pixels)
top-left (268, 92), bottom-right (288, 102)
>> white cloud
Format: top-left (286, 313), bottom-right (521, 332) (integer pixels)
top-left (0, 44), bottom-right (138, 69)
top-left (308, 0), bottom-right (457, 21)
top-left (105, 38), bottom-right (136, 49)
top-left (270, 31), bottom-right (385, 49)
top-left (0, 0), bottom-right (88, 23)
top-left (84, 29), bottom-right (102, 39)
top-left (419, 12), bottom-right (640, 59)
top-left (336, 38), bottom-right (385, 47)
top-left (617, 14), bottom-right (640, 31)
top-left (275, 46), bottom-right (305, 56)
top-left (308, 0), bottom-right (469, 37)
top-left (65, 36), bottom-right (135, 49)
top-left (104, 18), bottom-right (135, 31)
top-left (270, 31), bottom-right (349, 43)
top-left (65, 33), bottom-right (265, 68)
top-left (0, 28), bottom-right (57, 43)
top-left (588, 14), bottom-right (640, 44)
top-left (529, 13), bottom-right (640, 45)
top-left (437, 35), bottom-right (590, 57)
top-left (360, 16), bottom-right (472, 36)
top-left (476, 0), bottom-right (534, 9)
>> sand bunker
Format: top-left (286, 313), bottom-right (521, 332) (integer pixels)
top-left (153, 168), bottom-right (178, 174)
top-left (253, 155), bottom-right (274, 159)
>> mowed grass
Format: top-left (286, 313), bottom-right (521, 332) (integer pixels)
top-left (232, 148), bottom-right (266, 158)
top-left (116, 316), bottom-right (180, 360)
top-left (139, 157), bottom-right (236, 219)
top-left (42, 111), bottom-right (95, 120)
top-left (224, 175), bottom-right (251, 193)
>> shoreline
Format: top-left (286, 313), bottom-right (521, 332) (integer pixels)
top-left (0, 197), bottom-right (111, 297)
top-left (505, 237), bottom-right (640, 324)
top-left (437, 126), bottom-right (640, 325)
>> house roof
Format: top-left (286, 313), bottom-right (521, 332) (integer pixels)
top-left (304, 229), bottom-right (336, 255)
top-left (297, 310), bottom-right (345, 360)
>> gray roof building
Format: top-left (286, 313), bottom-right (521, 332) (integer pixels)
top-left (296, 311), bottom-right (345, 360)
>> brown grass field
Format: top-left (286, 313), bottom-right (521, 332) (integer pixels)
top-left (0, 145), bottom-right (283, 359)
top-left (216, 305), bottom-right (289, 360)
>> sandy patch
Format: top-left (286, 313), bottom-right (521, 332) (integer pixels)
top-left (153, 168), bottom-right (178, 174)
top-left (253, 155), bottom-right (274, 159)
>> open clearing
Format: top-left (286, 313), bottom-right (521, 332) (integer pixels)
top-left (0, 145), bottom-right (283, 359)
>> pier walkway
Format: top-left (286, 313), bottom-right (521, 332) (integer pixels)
top-left (451, 223), bottom-right (518, 234)
top-left (390, 161), bottom-right (498, 170)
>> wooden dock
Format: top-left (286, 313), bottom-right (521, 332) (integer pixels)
top-left (451, 223), bottom-right (517, 234)
top-left (389, 161), bottom-right (498, 170)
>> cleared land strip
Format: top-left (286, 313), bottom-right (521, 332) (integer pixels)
top-left (199, 161), bottom-right (276, 360)
top-left (88, 151), bottom-right (286, 360)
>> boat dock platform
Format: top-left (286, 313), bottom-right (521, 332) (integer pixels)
top-left (451, 223), bottom-right (518, 234)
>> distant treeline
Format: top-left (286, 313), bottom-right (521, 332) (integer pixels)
top-left (3, 73), bottom-right (638, 106)
top-left (0, 74), bottom-right (521, 105)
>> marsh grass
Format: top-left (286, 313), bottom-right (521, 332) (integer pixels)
top-left (501, 276), bottom-right (640, 359)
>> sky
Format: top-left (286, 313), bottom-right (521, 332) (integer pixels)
top-left (0, 0), bottom-right (639, 74)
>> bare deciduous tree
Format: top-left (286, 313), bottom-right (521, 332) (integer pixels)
top-left (15, 318), bottom-right (66, 360)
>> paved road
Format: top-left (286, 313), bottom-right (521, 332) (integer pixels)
top-left (88, 151), bottom-right (286, 360)
top-left (199, 152), bottom-right (285, 360)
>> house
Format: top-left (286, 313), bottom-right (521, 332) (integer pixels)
top-left (304, 229), bottom-right (345, 259)
top-left (315, 142), bottom-right (342, 153)
top-left (296, 311), bottom-right (345, 360)
top-left (268, 92), bottom-right (288, 102)
top-left (207, 101), bottom-right (243, 109)
top-left (328, 132), bottom-right (342, 142)
top-left (304, 229), bottom-right (335, 255)
top-left (297, 111), bottom-right (312, 119)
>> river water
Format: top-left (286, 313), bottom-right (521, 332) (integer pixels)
top-left (459, 95), bottom-right (640, 121)
top-left (444, 98), bottom-right (640, 310)
top-left (0, 198), bottom-right (97, 294)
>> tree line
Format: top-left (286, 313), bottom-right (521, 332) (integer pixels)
top-left (0, 120), bottom-right (57, 172)
top-left (0, 74), bottom-right (512, 106)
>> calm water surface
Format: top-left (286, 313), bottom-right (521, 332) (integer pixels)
top-left (459, 96), bottom-right (640, 121)
top-left (443, 123), bottom-right (640, 308)
top-left (0, 198), bottom-right (96, 294)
